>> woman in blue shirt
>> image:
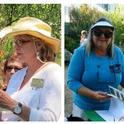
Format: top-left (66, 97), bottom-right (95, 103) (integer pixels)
top-left (67, 18), bottom-right (124, 118)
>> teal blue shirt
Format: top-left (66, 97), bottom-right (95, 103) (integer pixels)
top-left (67, 46), bottom-right (124, 110)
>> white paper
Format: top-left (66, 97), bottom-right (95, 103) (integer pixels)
top-left (96, 98), bottom-right (124, 121)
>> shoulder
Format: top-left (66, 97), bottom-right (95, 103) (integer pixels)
top-left (37, 62), bottom-right (62, 83)
top-left (69, 46), bottom-right (86, 66)
top-left (70, 46), bottom-right (86, 61)
top-left (46, 62), bottom-right (61, 70)
top-left (42, 62), bottom-right (61, 74)
top-left (43, 63), bottom-right (62, 87)
top-left (74, 46), bottom-right (86, 55)
top-left (114, 45), bottom-right (123, 55)
top-left (113, 45), bottom-right (124, 61)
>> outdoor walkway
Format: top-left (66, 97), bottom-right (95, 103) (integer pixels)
top-left (65, 85), bottom-right (72, 117)
top-left (65, 64), bottom-right (72, 117)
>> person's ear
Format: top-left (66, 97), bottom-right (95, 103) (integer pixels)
top-left (35, 42), bottom-right (42, 51)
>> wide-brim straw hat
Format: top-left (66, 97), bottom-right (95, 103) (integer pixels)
top-left (0, 26), bottom-right (12, 39)
top-left (0, 17), bottom-right (60, 53)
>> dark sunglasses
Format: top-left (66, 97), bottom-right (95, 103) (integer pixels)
top-left (6, 66), bottom-right (23, 72)
top-left (93, 30), bottom-right (113, 38)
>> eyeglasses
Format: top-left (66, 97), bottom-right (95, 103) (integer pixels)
top-left (14, 39), bottom-right (31, 46)
top-left (93, 30), bottom-right (113, 38)
top-left (6, 66), bottom-right (23, 72)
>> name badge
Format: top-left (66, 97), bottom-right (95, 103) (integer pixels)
top-left (31, 78), bottom-right (44, 89)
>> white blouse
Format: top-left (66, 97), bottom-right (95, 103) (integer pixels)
top-left (2, 62), bottom-right (62, 121)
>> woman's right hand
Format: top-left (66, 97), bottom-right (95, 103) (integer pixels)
top-left (93, 91), bottom-right (111, 101)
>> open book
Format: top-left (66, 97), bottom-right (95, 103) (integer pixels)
top-left (96, 86), bottom-right (124, 121)
top-left (107, 85), bottom-right (124, 101)
top-left (96, 98), bottom-right (124, 121)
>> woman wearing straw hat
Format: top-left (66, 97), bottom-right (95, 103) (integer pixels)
top-left (67, 18), bottom-right (124, 120)
top-left (0, 17), bottom-right (62, 121)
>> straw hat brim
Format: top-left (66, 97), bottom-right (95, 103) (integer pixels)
top-left (3, 29), bottom-right (60, 53)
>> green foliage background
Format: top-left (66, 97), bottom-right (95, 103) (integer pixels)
top-left (65, 4), bottom-right (124, 53)
top-left (0, 4), bottom-right (61, 64)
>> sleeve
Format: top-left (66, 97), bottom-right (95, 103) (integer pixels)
top-left (29, 64), bottom-right (62, 121)
top-left (67, 47), bottom-right (85, 93)
top-left (116, 46), bottom-right (124, 86)
top-left (120, 51), bottom-right (124, 86)
top-left (1, 111), bottom-right (23, 121)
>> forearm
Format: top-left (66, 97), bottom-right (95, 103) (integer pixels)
top-left (78, 86), bottom-right (96, 99)
top-left (78, 86), bottom-right (110, 101)
top-left (67, 80), bottom-right (96, 98)
top-left (67, 80), bottom-right (84, 93)
top-left (68, 77), bottom-right (95, 98)
top-left (2, 99), bottom-right (30, 121)
top-left (17, 105), bottom-right (30, 121)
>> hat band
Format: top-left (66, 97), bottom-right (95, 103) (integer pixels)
top-left (36, 23), bottom-right (51, 32)
top-left (30, 26), bottom-right (51, 37)
top-left (13, 26), bottom-right (51, 37)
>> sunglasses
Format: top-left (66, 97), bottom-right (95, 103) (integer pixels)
top-left (93, 30), bottom-right (113, 38)
top-left (6, 66), bottom-right (23, 72)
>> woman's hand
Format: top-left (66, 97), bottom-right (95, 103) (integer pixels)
top-left (0, 90), bottom-right (30, 121)
top-left (78, 86), bottom-right (111, 101)
top-left (0, 89), bottom-right (17, 111)
top-left (93, 91), bottom-right (111, 101)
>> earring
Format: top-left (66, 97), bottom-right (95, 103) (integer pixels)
top-left (36, 52), bottom-right (40, 60)
top-left (36, 52), bottom-right (45, 63)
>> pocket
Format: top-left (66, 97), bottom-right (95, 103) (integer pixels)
top-left (109, 64), bottom-right (122, 73)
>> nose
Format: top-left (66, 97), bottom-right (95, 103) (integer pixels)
top-left (100, 33), bottom-right (105, 38)
top-left (10, 68), bottom-right (16, 74)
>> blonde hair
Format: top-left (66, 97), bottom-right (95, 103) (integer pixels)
top-left (81, 30), bottom-right (87, 37)
top-left (15, 34), bottom-right (56, 62)
top-left (35, 41), bottom-right (56, 62)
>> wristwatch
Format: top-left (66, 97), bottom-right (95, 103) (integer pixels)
top-left (12, 102), bottom-right (23, 115)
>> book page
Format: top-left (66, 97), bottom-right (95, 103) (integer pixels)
top-left (96, 98), bottom-right (124, 121)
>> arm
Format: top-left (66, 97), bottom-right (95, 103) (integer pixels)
top-left (67, 47), bottom-right (85, 93)
top-left (67, 47), bottom-right (110, 100)
top-left (0, 89), bottom-right (30, 121)
top-left (78, 86), bottom-right (110, 101)
top-left (119, 49), bottom-right (124, 88)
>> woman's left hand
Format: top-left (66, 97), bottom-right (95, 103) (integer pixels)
top-left (0, 89), bottom-right (17, 111)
